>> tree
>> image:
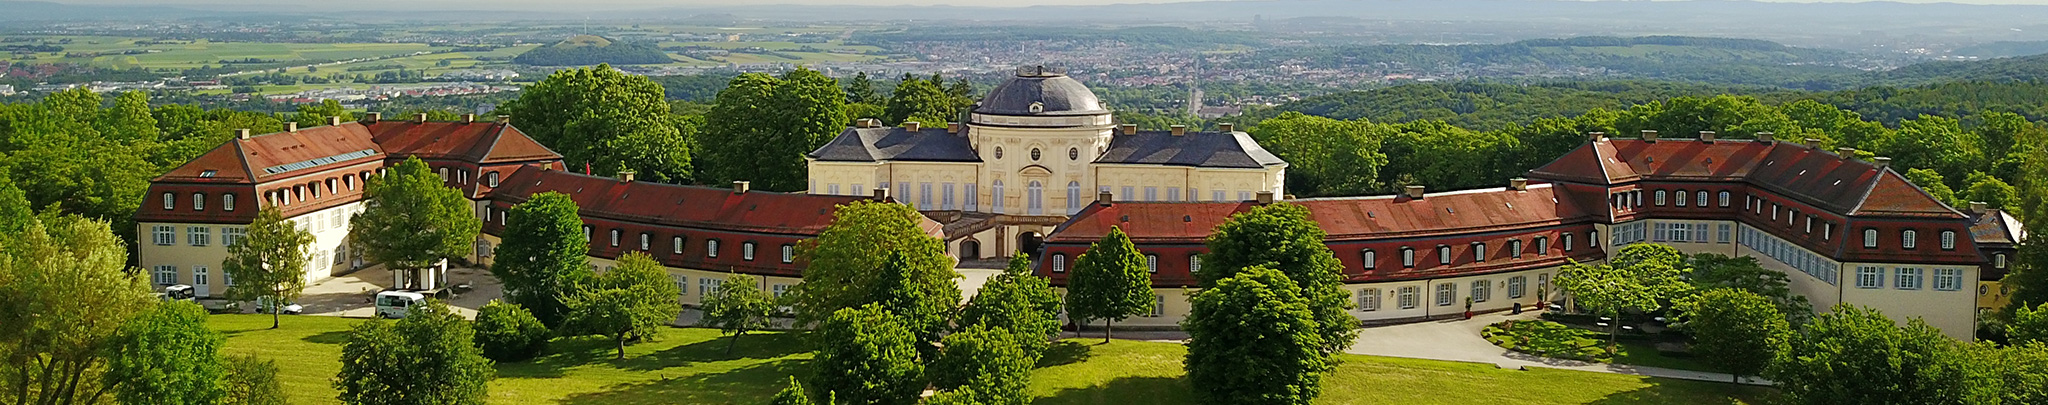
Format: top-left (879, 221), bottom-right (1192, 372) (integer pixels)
top-left (1983, 342), bottom-right (2048, 405)
top-left (105, 301), bottom-right (227, 405)
top-left (929, 326), bottom-right (1032, 405)
top-left (567, 252), bottom-right (682, 359)
top-left (497, 64), bottom-right (691, 183)
top-left (473, 301), bottom-right (551, 362)
top-left (1183, 265), bottom-right (1330, 405)
top-left (698, 73), bottom-right (778, 185)
top-left (0, 213), bottom-right (156, 405)
top-left (1557, 244), bottom-right (1689, 350)
top-left (1963, 171), bottom-right (2017, 210)
top-left (349, 157), bottom-right (482, 287)
top-left (791, 201), bottom-right (958, 327)
top-left (866, 252), bottom-right (953, 351)
top-left (883, 78), bottom-right (954, 125)
top-left (1678, 288), bottom-right (1788, 382)
top-left (335, 300), bottom-right (494, 405)
top-left (222, 207), bottom-right (316, 329)
top-left (1769, 305), bottom-right (1992, 405)
top-left (1874, 115), bottom-right (1987, 185)
top-left (1065, 227), bottom-right (1155, 343)
top-left (222, 355), bottom-right (286, 405)
top-left (1687, 253), bottom-right (1811, 324)
top-left (489, 192), bottom-right (592, 328)
top-left (770, 377), bottom-right (818, 405)
top-left (811, 305), bottom-right (923, 405)
top-left (1905, 168), bottom-right (1963, 207)
top-left (958, 255), bottom-right (1063, 358)
top-left (1247, 112), bottom-right (1388, 197)
top-left (845, 71), bottom-right (878, 104)
top-left (1200, 202), bottom-right (1358, 354)
top-left (2011, 302), bottom-right (2048, 346)
top-left (698, 68), bottom-right (846, 191)
top-left (701, 274), bottom-right (776, 355)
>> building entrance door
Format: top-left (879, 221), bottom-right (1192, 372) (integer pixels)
top-left (193, 266), bottom-right (211, 297)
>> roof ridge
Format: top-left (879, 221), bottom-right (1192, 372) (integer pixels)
top-left (232, 139), bottom-right (256, 181)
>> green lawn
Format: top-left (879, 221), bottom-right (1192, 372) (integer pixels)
top-left (212, 314), bottom-right (1771, 405)
top-left (1484, 320), bottom-right (1717, 373)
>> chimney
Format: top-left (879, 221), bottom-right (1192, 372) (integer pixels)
top-left (1405, 185), bottom-right (1426, 199)
top-left (1699, 131), bottom-right (1716, 143)
top-left (1873, 157), bottom-right (1892, 169)
top-left (1120, 124), bottom-right (1138, 135)
top-left (365, 112), bottom-right (381, 122)
top-left (497, 115), bottom-right (511, 124)
top-left (1170, 125), bottom-right (1187, 136)
top-left (946, 122), bottom-right (960, 134)
top-left (1757, 132), bottom-right (1775, 144)
top-left (871, 187), bottom-right (890, 200)
top-left (284, 122), bottom-right (298, 132)
top-left (327, 116), bottom-right (341, 126)
top-left (1218, 123), bottom-right (1234, 132)
top-left (1255, 191), bottom-right (1275, 204)
top-left (415, 113), bottom-right (428, 124)
top-left (732, 180), bottom-right (750, 193)
top-left (462, 114), bottom-right (476, 124)
top-left (1970, 201), bottom-right (1989, 214)
top-left (1640, 130), bottom-right (1658, 142)
top-left (1588, 132), bottom-right (1606, 142)
top-left (1805, 138), bottom-right (1822, 148)
top-left (235, 129), bottom-right (251, 140)
top-left (904, 121), bottom-right (920, 132)
top-left (1837, 147), bottom-right (1857, 157)
top-left (617, 170), bottom-right (635, 182)
top-left (1510, 178), bottom-right (1529, 191)
top-left (1097, 191), bottom-right (1113, 205)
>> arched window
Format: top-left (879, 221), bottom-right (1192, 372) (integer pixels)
top-left (1067, 181), bottom-right (1082, 213)
top-left (1361, 250), bottom-right (1377, 270)
top-left (1400, 247), bottom-right (1415, 268)
top-left (1027, 181), bottom-right (1043, 215)
top-left (1189, 254), bottom-right (1202, 274)
top-left (1438, 245), bottom-right (1452, 265)
top-left (1510, 239), bottom-right (1524, 258)
top-left (1534, 236), bottom-right (1548, 255)
top-left (437, 167), bottom-right (449, 181)
top-left (742, 242), bottom-right (756, 261)
top-left (639, 233), bottom-right (650, 250)
top-left (1655, 190), bottom-right (1668, 206)
top-left (1473, 242), bottom-right (1487, 262)
top-left (487, 172), bottom-right (500, 187)
top-left (1902, 230), bottom-right (1919, 249)
top-left (1719, 191), bottom-right (1731, 207)
top-left (991, 180), bottom-right (1005, 214)
top-left (1697, 191), bottom-right (1709, 207)
top-left (1676, 190), bottom-right (1689, 207)
top-left (1864, 229), bottom-right (1879, 248)
top-left (781, 244), bottom-right (795, 263)
top-left (609, 229), bottom-right (620, 247)
top-left (192, 193), bottom-right (205, 211)
top-left (326, 178), bottom-right (336, 194)
top-left (1940, 231), bottom-right (1956, 250)
top-left (1145, 254), bottom-right (1158, 273)
top-left (706, 239), bottom-right (720, 258)
top-left (672, 236), bottom-right (684, 254)
top-left (1563, 234), bottom-right (1574, 252)
top-left (582, 225), bottom-right (591, 242)
top-left (344, 174), bottom-right (355, 190)
top-left (1052, 254), bottom-right (1067, 272)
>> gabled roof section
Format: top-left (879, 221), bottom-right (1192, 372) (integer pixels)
top-left (368, 121), bottom-right (561, 164)
top-left (808, 127), bottom-right (980, 163)
top-left (488, 166), bottom-right (870, 235)
top-left (1970, 209), bottom-right (2025, 245)
top-left (1045, 201), bottom-right (1257, 244)
top-left (1849, 169), bottom-right (1965, 218)
top-left (1096, 131), bottom-right (1286, 169)
top-left (1527, 140), bottom-right (1635, 184)
top-left (1535, 138), bottom-right (1963, 219)
top-left (1046, 184), bottom-right (1595, 244)
top-left (157, 123), bottom-right (383, 184)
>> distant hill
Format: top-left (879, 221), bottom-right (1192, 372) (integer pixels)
top-left (1279, 81), bottom-right (1772, 130)
top-left (512, 35), bottom-right (672, 66)
top-left (1872, 53), bottom-right (2048, 85)
top-left (1222, 36), bottom-right (1865, 90)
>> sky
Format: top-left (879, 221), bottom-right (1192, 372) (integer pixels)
top-left (39, 0), bottom-right (2048, 6)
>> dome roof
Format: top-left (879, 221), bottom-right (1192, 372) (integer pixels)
top-left (973, 66), bottom-right (1107, 117)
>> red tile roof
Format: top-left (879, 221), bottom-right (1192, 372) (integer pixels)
top-left (154, 124), bottom-right (383, 185)
top-left (487, 166), bottom-right (876, 235)
top-left (1971, 210), bottom-right (2025, 245)
top-left (1047, 184), bottom-right (1596, 244)
top-left (367, 121), bottom-right (560, 164)
top-left (1530, 138), bottom-right (1961, 219)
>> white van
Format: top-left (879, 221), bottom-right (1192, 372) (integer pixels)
top-left (374, 291), bottom-right (427, 319)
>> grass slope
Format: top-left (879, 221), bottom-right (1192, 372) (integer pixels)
top-left (212, 314), bottom-right (1771, 405)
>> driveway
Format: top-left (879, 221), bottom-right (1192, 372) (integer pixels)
top-left (1346, 311), bottom-right (1771, 385)
top-left (294, 265), bottom-right (504, 319)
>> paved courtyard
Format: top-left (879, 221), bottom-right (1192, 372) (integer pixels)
top-left (1347, 311), bottom-right (1770, 385)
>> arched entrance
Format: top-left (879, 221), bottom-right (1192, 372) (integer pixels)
top-left (960, 240), bottom-right (981, 261)
top-left (1018, 231), bottom-right (1044, 255)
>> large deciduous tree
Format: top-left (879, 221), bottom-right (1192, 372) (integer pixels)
top-left (811, 305), bottom-right (923, 405)
top-left (222, 206), bottom-right (316, 329)
top-left (490, 191), bottom-right (592, 328)
top-left (1687, 253), bottom-right (1811, 324)
top-left (1557, 243), bottom-right (1689, 350)
top-left (929, 325), bottom-right (1032, 405)
top-left (1183, 265), bottom-right (1331, 405)
top-left (472, 301), bottom-right (551, 362)
top-left (1247, 112), bottom-right (1388, 197)
top-left (498, 64), bottom-right (692, 183)
top-left (335, 300), bottom-right (494, 405)
top-left (105, 301), bottom-right (227, 405)
top-left (222, 355), bottom-right (286, 405)
top-left (882, 77), bottom-right (955, 125)
top-left (0, 213), bottom-right (156, 405)
top-left (1769, 305), bottom-right (1991, 405)
top-left (701, 274), bottom-right (776, 355)
top-left (349, 157), bottom-right (482, 285)
top-left (698, 68), bottom-right (847, 191)
top-left (567, 252), bottom-right (682, 359)
top-left (1200, 202), bottom-right (1357, 354)
top-left (1678, 288), bottom-right (1789, 382)
top-left (1066, 226), bottom-right (1155, 343)
top-left (791, 201), bottom-right (958, 327)
top-left (958, 255), bottom-right (1063, 358)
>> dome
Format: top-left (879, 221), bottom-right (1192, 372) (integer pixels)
top-left (972, 66), bottom-right (1108, 117)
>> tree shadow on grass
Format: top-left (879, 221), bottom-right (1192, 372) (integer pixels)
top-left (301, 330), bottom-right (351, 345)
top-left (1036, 340), bottom-right (1092, 368)
top-left (1588, 380), bottom-right (1779, 405)
top-left (555, 358), bottom-right (808, 405)
top-left (1032, 376), bottom-right (1192, 405)
top-left (614, 331), bottom-right (811, 372)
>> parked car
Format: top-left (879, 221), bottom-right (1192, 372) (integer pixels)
top-left (157, 285), bottom-right (196, 302)
top-left (255, 296), bottom-right (303, 315)
top-left (375, 291), bottom-right (427, 319)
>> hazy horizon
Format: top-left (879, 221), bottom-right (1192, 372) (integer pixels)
top-left (32, 0), bottom-right (2048, 7)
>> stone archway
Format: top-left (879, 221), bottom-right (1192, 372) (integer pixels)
top-left (960, 239), bottom-right (981, 261)
top-left (1018, 231), bottom-right (1044, 256)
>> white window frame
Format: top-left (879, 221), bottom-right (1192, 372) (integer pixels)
top-left (1864, 229), bottom-right (1879, 248)
top-left (742, 242), bottom-right (756, 261)
top-left (153, 265), bottom-right (177, 285)
top-left (1471, 280), bottom-right (1490, 303)
top-left (1361, 250), bottom-right (1376, 270)
top-left (1401, 248), bottom-right (1415, 268)
top-left (1940, 231), bottom-right (1956, 250)
top-left (707, 239), bottom-right (720, 258)
top-left (153, 225), bottom-right (176, 246)
top-left (1896, 267), bottom-right (1923, 290)
top-left (1436, 283), bottom-right (1456, 307)
top-left (1052, 254), bottom-right (1066, 273)
top-left (162, 192), bottom-right (174, 210)
top-left (1676, 190), bottom-right (1689, 207)
top-left (609, 229), bottom-right (620, 247)
top-left (672, 236), bottom-right (685, 254)
top-left (1718, 191), bottom-right (1730, 207)
top-left (1145, 254), bottom-right (1158, 273)
top-left (1438, 245), bottom-right (1452, 265)
top-left (639, 233), bottom-right (650, 251)
top-left (1654, 190), bottom-right (1667, 206)
top-left (1935, 268), bottom-right (1963, 291)
top-left (1508, 276), bottom-right (1526, 299)
top-left (188, 226), bottom-right (210, 247)
top-left (1697, 191), bottom-right (1708, 207)
top-left (1358, 289), bottom-right (1380, 312)
top-left (1856, 267), bottom-right (1884, 289)
top-left (1474, 242), bottom-right (1487, 262)
top-left (782, 244), bottom-right (795, 264)
top-left (1398, 286), bottom-right (1418, 309)
top-left (1189, 254), bottom-right (1202, 274)
top-left (1902, 230), bottom-right (1918, 249)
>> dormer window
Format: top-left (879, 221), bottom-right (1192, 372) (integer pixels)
top-left (199, 170), bottom-right (217, 178)
top-left (163, 193), bottom-right (175, 210)
top-left (1939, 231), bottom-right (1955, 250)
top-left (1902, 230), bottom-right (1919, 249)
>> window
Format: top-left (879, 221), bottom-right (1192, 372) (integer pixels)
top-left (699, 277), bottom-right (718, 296)
top-left (1144, 187), bottom-right (1158, 201)
top-left (1805, 216), bottom-right (1814, 234)
top-left (1935, 268), bottom-right (1963, 291)
top-left (1508, 276), bottom-right (1526, 299)
top-left (1027, 181), bottom-right (1044, 215)
top-left (639, 233), bottom-right (650, 250)
top-left (1902, 230), bottom-right (1918, 249)
top-left (1052, 254), bottom-right (1066, 272)
top-left (742, 242), bottom-right (756, 261)
top-left (707, 240), bottom-right (720, 258)
top-left (1655, 190), bottom-right (1667, 206)
top-left (1398, 286), bottom-right (1418, 309)
top-left (191, 193), bottom-right (206, 211)
top-left (672, 237), bottom-right (684, 254)
top-left (583, 226), bottom-right (592, 242)
top-left (992, 181), bottom-right (1005, 214)
top-left (1473, 242), bottom-right (1487, 262)
top-left (1718, 191), bottom-right (1731, 207)
top-left (965, 183), bottom-right (977, 211)
top-left (1895, 268), bottom-right (1923, 290)
top-left (1718, 224), bottom-right (1732, 244)
top-left (1069, 147), bottom-right (1079, 160)
top-left (1510, 239), bottom-right (1524, 259)
top-left (994, 146), bottom-right (1003, 159)
top-left (162, 193), bottom-right (174, 210)
top-left (781, 245), bottom-right (795, 263)
top-left (827, 184), bottom-right (841, 195)
top-left (221, 227), bottom-right (246, 247)
top-left (1564, 233), bottom-right (1574, 252)
top-left (1189, 255), bottom-right (1202, 274)
top-left (1065, 181), bottom-right (1080, 213)
top-left (1358, 289), bottom-right (1381, 312)
top-left (1145, 254), bottom-right (1158, 273)
top-left (1654, 222), bottom-right (1668, 242)
top-left (487, 172), bottom-right (500, 187)
top-left (609, 229), bottom-right (620, 247)
top-left (1436, 283), bottom-right (1456, 306)
top-left (773, 284), bottom-right (790, 298)
top-left (153, 225), bottom-right (175, 246)
top-left (671, 275), bottom-right (687, 296)
top-left (1676, 190), bottom-right (1688, 207)
top-left (1824, 223), bottom-right (1833, 240)
top-left (1438, 245), bottom-right (1452, 265)
top-left (1147, 295), bottom-right (1164, 317)
top-left (1534, 237), bottom-right (1548, 256)
top-left (1940, 231), bottom-right (1956, 250)
top-left (1997, 253), bottom-right (2008, 269)
top-left (1361, 250), bottom-right (1376, 270)
top-left (1856, 267), bottom-right (1884, 289)
top-left (1697, 191), bottom-right (1709, 207)
top-left (153, 266), bottom-right (177, 285)
top-left (1864, 229), bottom-right (1878, 248)
top-left (1471, 280), bottom-right (1490, 303)
top-left (188, 226), bottom-right (210, 247)
top-left (1401, 247), bottom-right (1415, 268)
top-left (919, 182), bottom-right (932, 208)
top-left (1030, 148), bottom-right (1041, 161)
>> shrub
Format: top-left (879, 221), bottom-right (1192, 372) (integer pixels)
top-left (474, 301), bottom-right (550, 362)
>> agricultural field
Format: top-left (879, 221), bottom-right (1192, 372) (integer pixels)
top-left (1, 36), bottom-right (449, 72)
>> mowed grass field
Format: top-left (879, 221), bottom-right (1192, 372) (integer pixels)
top-left (212, 314), bottom-right (1773, 405)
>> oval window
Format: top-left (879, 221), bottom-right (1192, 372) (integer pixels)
top-left (1069, 147), bottom-right (1080, 160)
top-left (1031, 148), bottom-right (1042, 161)
top-left (994, 146), bottom-right (1004, 159)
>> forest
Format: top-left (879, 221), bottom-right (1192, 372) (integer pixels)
top-left (512, 36), bottom-right (673, 66)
